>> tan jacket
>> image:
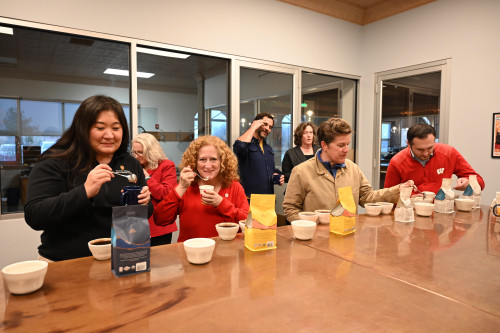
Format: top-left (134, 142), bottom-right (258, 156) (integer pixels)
top-left (283, 156), bottom-right (400, 221)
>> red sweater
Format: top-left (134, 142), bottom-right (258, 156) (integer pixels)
top-left (154, 181), bottom-right (249, 242)
top-left (384, 143), bottom-right (485, 194)
top-left (146, 159), bottom-right (178, 237)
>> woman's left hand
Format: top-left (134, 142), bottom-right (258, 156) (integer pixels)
top-left (201, 189), bottom-right (222, 207)
top-left (138, 186), bottom-right (151, 205)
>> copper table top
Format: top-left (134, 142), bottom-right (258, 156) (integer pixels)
top-left (278, 205), bottom-right (500, 319)
top-left (1, 205), bottom-right (499, 332)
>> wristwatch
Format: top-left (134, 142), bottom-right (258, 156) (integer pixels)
top-left (145, 176), bottom-right (151, 180)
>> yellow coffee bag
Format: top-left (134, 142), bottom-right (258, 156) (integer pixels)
top-left (244, 194), bottom-right (277, 251)
top-left (329, 186), bottom-right (356, 235)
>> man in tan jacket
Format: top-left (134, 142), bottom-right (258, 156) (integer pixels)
top-left (283, 118), bottom-right (413, 222)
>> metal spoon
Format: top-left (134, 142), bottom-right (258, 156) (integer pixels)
top-left (412, 185), bottom-right (426, 201)
top-left (195, 172), bottom-right (210, 181)
top-left (112, 171), bottom-right (138, 183)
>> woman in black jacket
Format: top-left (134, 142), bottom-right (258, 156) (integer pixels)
top-left (25, 95), bottom-right (152, 261)
top-left (282, 122), bottom-right (320, 183)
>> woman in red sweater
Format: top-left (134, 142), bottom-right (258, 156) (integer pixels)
top-left (131, 133), bottom-right (177, 246)
top-left (154, 135), bottom-right (249, 242)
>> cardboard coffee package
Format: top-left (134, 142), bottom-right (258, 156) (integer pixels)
top-left (329, 186), bottom-right (356, 235)
top-left (244, 194), bottom-right (277, 251)
top-left (111, 205), bottom-right (150, 277)
top-left (394, 186), bottom-right (414, 222)
top-left (462, 175), bottom-right (481, 209)
top-left (434, 178), bottom-right (455, 213)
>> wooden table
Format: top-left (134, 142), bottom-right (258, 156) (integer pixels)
top-left (1, 206), bottom-right (499, 332)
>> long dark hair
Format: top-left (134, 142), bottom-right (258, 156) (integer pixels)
top-left (41, 95), bottom-right (129, 175)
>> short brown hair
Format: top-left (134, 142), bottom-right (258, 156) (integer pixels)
top-left (317, 118), bottom-right (352, 145)
top-left (180, 135), bottom-right (239, 188)
top-left (407, 124), bottom-right (436, 145)
top-left (293, 122), bottom-right (317, 146)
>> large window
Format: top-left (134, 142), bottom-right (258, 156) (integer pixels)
top-left (0, 25), bottom-right (130, 214)
top-left (136, 46), bottom-right (229, 168)
top-left (0, 20), bottom-right (358, 219)
top-left (239, 67), bottom-right (293, 167)
top-left (301, 72), bottom-right (358, 161)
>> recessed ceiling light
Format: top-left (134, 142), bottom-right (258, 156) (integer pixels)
top-left (137, 47), bottom-right (190, 59)
top-left (104, 68), bottom-right (154, 78)
top-left (0, 27), bottom-right (14, 35)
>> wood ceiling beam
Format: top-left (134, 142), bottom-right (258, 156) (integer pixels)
top-left (279, 0), bottom-right (365, 25)
top-left (278, 0), bottom-right (437, 25)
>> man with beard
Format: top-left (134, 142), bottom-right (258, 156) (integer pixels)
top-left (233, 113), bottom-right (284, 199)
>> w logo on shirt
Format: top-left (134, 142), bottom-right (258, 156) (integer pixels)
top-left (436, 168), bottom-right (444, 175)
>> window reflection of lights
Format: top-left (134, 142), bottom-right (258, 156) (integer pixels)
top-left (0, 26), bottom-right (13, 35)
top-left (241, 100), bottom-right (250, 104)
top-left (306, 88), bottom-right (317, 92)
top-left (137, 47), bottom-right (190, 59)
top-left (305, 110), bottom-right (314, 117)
top-left (391, 126), bottom-right (397, 134)
top-left (104, 68), bottom-right (154, 78)
top-left (268, 95), bottom-right (278, 98)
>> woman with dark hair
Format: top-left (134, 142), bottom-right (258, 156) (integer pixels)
top-left (154, 135), bottom-right (248, 242)
top-left (281, 122), bottom-right (320, 183)
top-left (25, 95), bottom-right (152, 261)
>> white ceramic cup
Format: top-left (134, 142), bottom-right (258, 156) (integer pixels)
top-left (298, 211), bottom-right (319, 223)
top-left (291, 220), bottom-right (317, 240)
top-left (365, 203), bottom-right (382, 216)
top-left (314, 210), bottom-right (331, 224)
top-left (2, 260), bottom-right (48, 295)
top-left (215, 222), bottom-right (239, 240)
top-left (184, 238), bottom-right (216, 264)
top-left (239, 220), bottom-right (246, 234)
top-left (455, 198), bottom-right (474, 211)
top-left (88, 238), bottom-right (111, 260)
top-left (414, 202), bottom-right (434, 217)
top-left (376, 202), bottom-right (394, 214)
top-left (199, 185), bottom-right (215, 204)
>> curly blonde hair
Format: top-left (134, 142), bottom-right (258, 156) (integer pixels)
top-left (131, 133), bottom-right (167, 170)
top-left (180, 135), bottom-right (239, 188)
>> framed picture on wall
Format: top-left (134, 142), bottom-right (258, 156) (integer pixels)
top-left (492, 112), bottom-right (500, 158)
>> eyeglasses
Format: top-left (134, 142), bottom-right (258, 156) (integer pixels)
top-left (131, 151), bottom-right (143, 156)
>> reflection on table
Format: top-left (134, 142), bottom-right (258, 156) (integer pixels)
top-left (1, 205), bottom-right (499, 331)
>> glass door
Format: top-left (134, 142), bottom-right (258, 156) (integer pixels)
top-left (374, 60), bottom-right (450, 189)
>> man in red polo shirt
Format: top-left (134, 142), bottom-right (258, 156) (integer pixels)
top-left (384, 124), bottom-right (485, 195)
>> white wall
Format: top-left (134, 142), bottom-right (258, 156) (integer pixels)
top-left (358, 0), bottom-right (500, 203)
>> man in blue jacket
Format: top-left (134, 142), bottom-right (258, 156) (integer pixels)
top-left (233, 113), bottom-right (284, 199)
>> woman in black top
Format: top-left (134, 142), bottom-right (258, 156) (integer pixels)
top-left (25, 95), bottom-right (153, 261)
top-left (282, 122), bottom-right (320, 183)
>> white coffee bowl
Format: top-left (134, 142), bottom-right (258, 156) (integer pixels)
top-left (414, 202), bottom-right (434, 217)
top-left (422, 191), bottom-right (436, 203)
top-left (298, 211), bottom-right (319, 223)
top-left (2, 260), bottom-right (48, 295)
top-left (314, 209), bottom-right (331, 224)
top-left (455, 198), bottom-right (474, 211)
top-left (291, 220), bottom-right (317, 240)
top-left (239, 220), bottom-right (246, 234)
top-left (365, 203), bottom-right (383, 216)
top-left (215, 222), bottom-right (239, 241)
top-left (184, 238), bottom-right (216, 264)
top-left (376, 202), bottom-right (394, 214)
top-left (88, 238), bottom-right (111, 260)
